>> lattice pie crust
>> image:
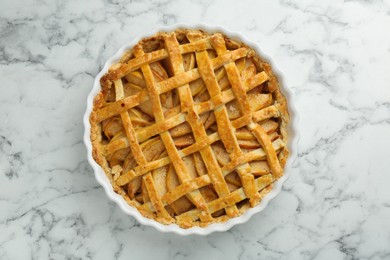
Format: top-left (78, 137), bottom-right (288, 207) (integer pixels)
top-left (90, 29), bottom-right (289, 228)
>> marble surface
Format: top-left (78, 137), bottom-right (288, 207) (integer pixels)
top-left (1, 0), bottom-right (390, 259)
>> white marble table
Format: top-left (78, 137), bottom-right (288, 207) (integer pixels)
top-left (1, 0), bottom-right (390, 259)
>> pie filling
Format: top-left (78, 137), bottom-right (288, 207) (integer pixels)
top-left (90, 29), bottom-right (289, 228)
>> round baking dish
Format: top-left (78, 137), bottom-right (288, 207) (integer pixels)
top-left (83, 23), bottom-right (299, 235)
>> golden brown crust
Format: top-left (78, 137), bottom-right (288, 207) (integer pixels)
top-left (89, 29), bottom-right (289, 228)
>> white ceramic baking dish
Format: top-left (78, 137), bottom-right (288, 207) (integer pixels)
top-left (83, 23), bottom-right (299, 235)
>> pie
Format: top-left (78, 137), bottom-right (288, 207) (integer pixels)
top-left (90, 29), bottom-right (289, 228)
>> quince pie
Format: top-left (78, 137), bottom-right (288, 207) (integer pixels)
top-left (90, 29), bottom-right (289, 228)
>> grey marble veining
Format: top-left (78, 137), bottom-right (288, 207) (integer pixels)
top-left (1, 0), bottom-right (390, 259)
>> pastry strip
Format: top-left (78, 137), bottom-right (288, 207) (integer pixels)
top-left (133, 43), bottom-right (213, 222)
top-left (211, 34), bottom-right (260, 206)
top-left (164, 33), bottom-right (239, 218)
